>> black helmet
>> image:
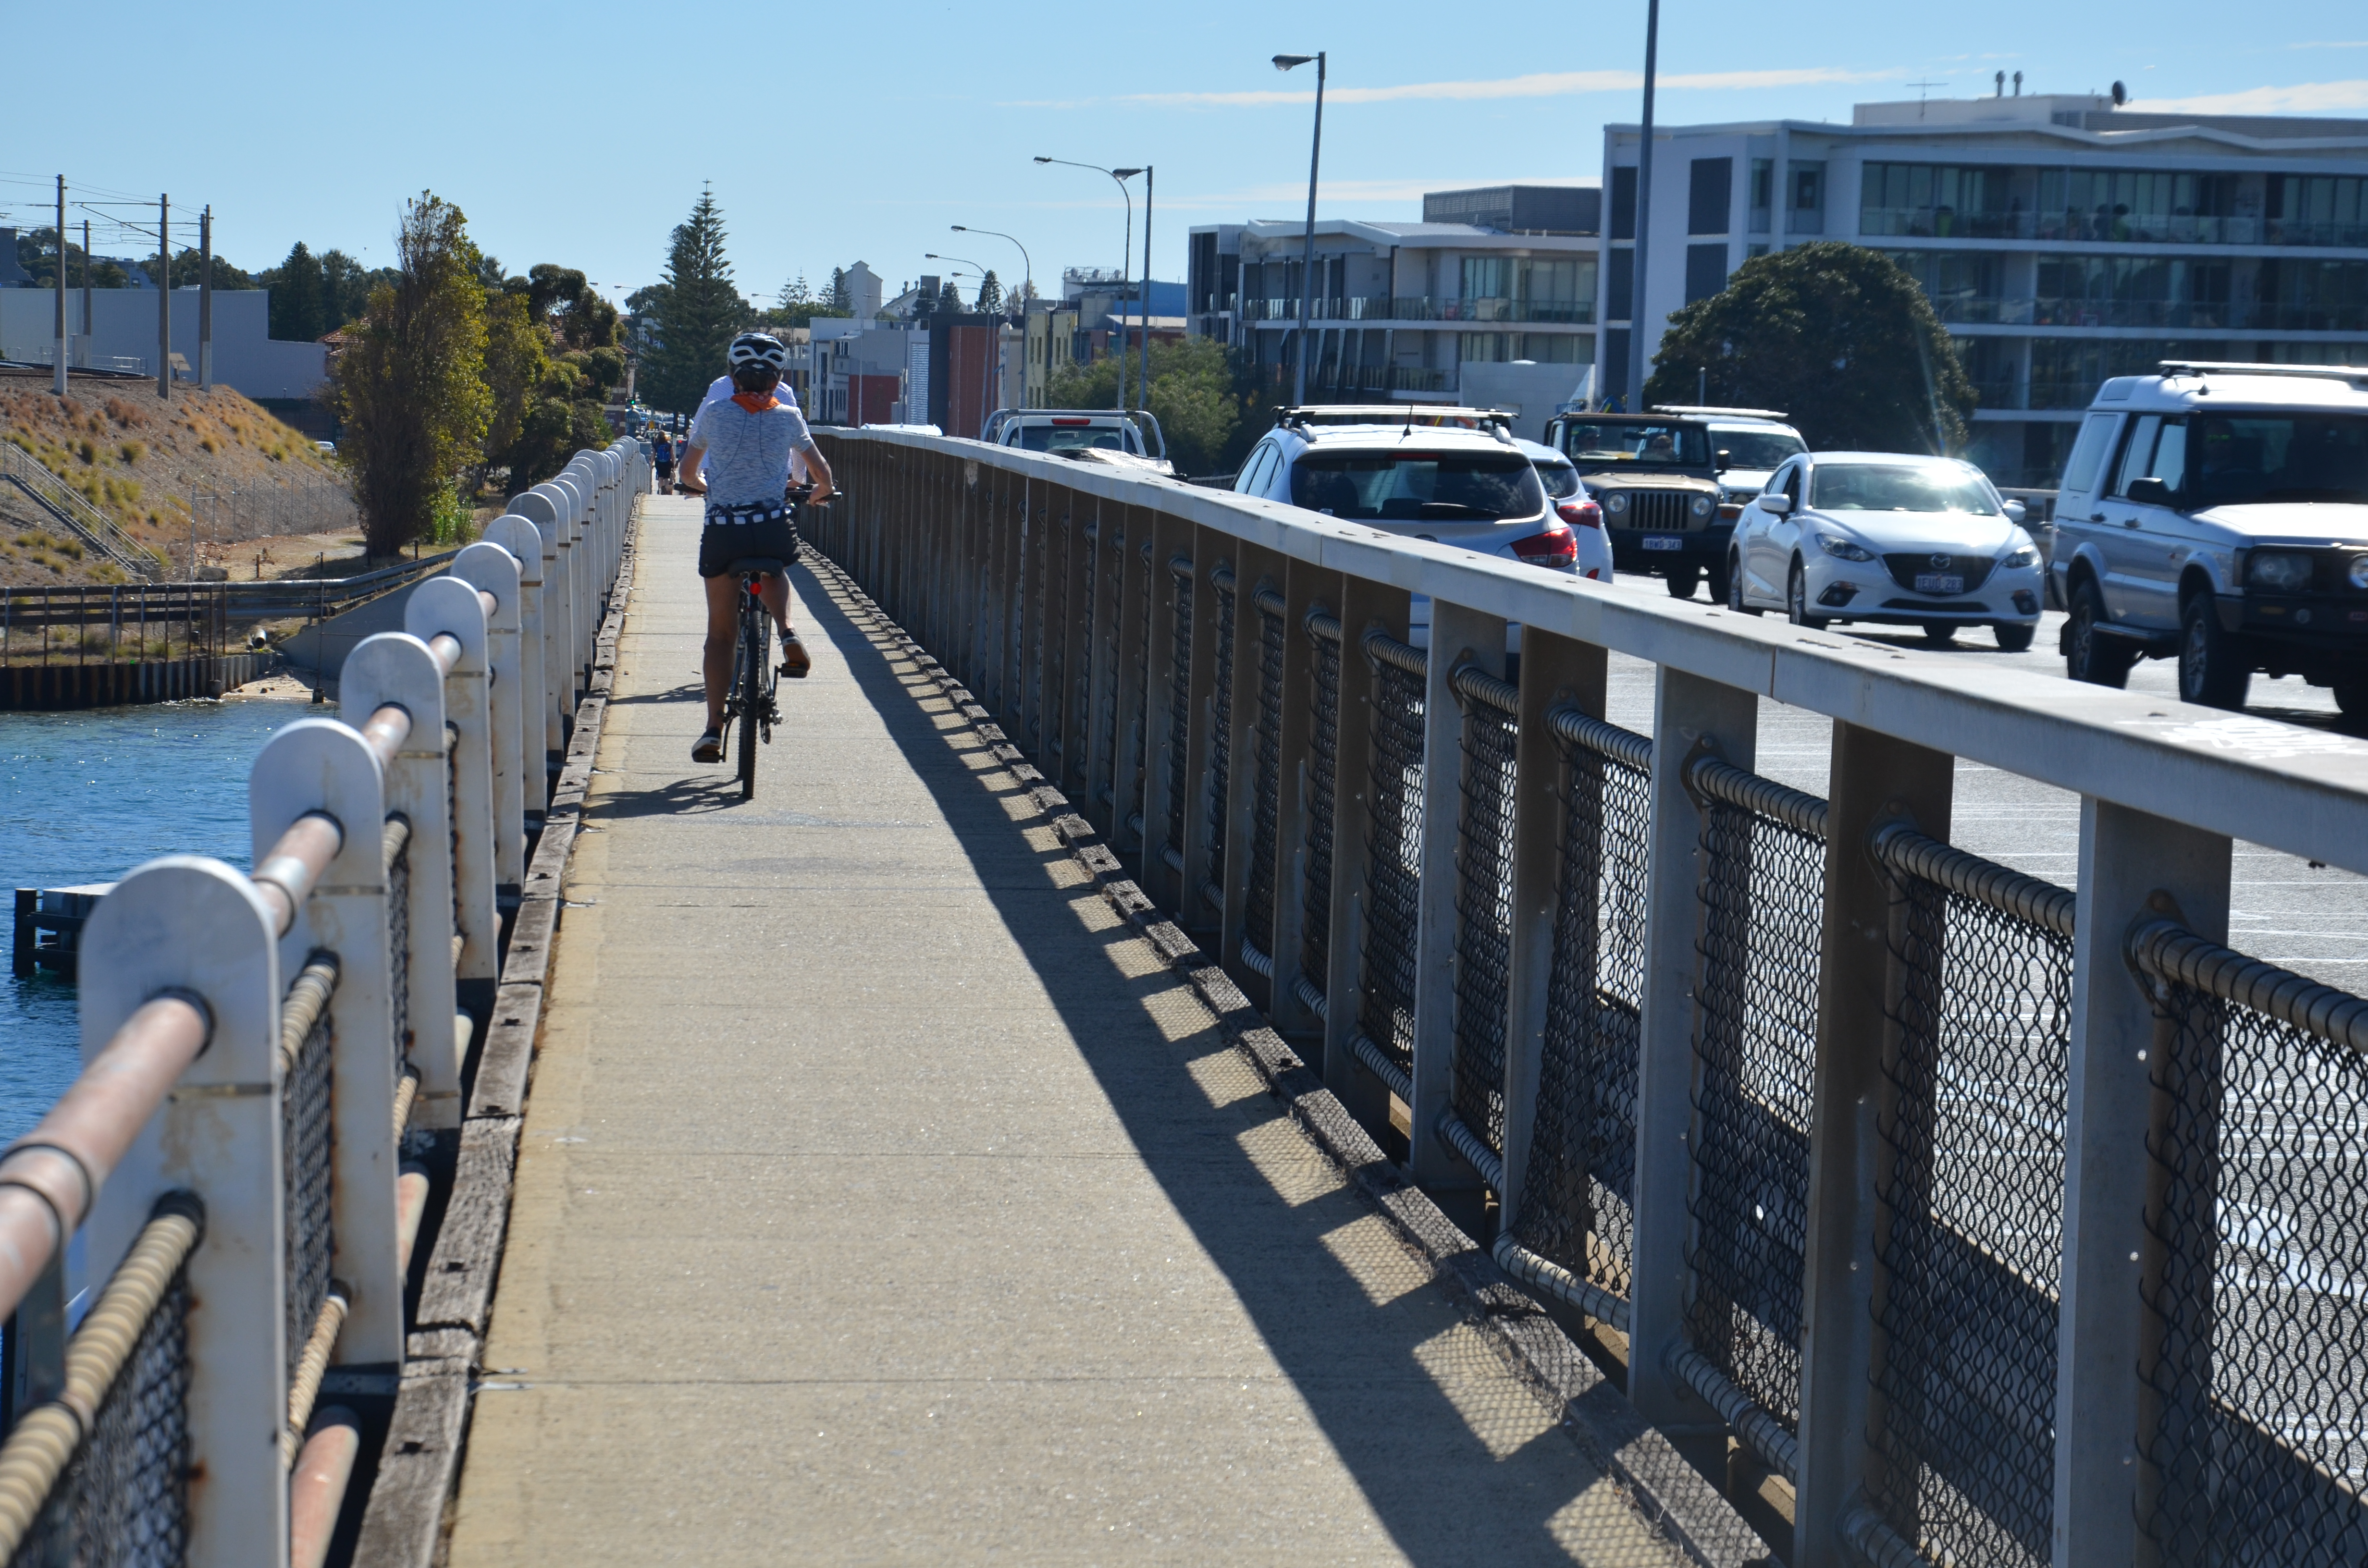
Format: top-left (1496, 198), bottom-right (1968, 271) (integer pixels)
top-left (727, 331), bottom-right (789, 372)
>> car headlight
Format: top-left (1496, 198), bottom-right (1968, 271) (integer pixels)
top-left (2247, 550), bottom-right (2314, 591)
top-left (1816, 533), bottom-right (1875, 562)
top-left (1690, 495), bottom-right (1715, 519)
top-left (2349, 555), bottom-right (2368, 591)
top-left (1604, 493), bottom-right (1628, 515)
top-left (2002, 545), bottom-right (2040, 570)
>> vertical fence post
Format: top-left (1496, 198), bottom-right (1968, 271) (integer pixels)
top-left (2054, 801), bottom-right (2230, 1568)
top-left (1264, 550), bottom-right (1330, 1039)
top-left (1498, 626), bottom-right (1608, 1235)
top-left (1322, 573), bottom-right (1411, 1138)
top-left (451, 543), bottom-right (525, 893)
top-left (514, 487), bottom-right (573, 752)
top-left (1793, 724), bottom-right (1955, 1567)
top-left (1138, 510), bottom-right (1193, 910)
top-left (483, 516), bottom-right (550, 819)
top-left (1220, 540), bottom-right (1284, 1003)
top-left (340, 634), bottom-right (460, 1127)
top-left (1082, 493), bottom-right (1122, 836)
top-left (247, 719), bottom-right (405, 1363)
top-left (1628, 667), bottom-right (1757, 1433)
top-left (1108, 502), bottom-right (1153, 860)
top-left (79, 858), bottom-right (290, 1565)
top-left (1059, 487), bottom-right (1097, 802)
top-left (1412, 599), bottom-right (1505, 1196)
top-left (1176, 527), bottom-right (1227, 936)
top-left (405, 578), bottom-right (497, 1004)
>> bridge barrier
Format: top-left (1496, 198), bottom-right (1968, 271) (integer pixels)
top-left (0, 441), bottom-right (647, 1564)
top-left (807, 427), bottom-right (2368, 1568)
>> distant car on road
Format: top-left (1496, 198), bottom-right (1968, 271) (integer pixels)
top-left (1540, 410), bottom-right (1733, 601)
top-left (2049, 361), bottom-right (2368, 712)
top-left (1515, 438), bottom-right (1614, 582)
top-left (1727, 451), bottom-right (2044, 649)
top-left (982, 409), bottom-right (1172, 475)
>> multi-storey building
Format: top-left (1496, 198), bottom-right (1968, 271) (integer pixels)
top-left (1186, 184), bottom-right (1602, 418)
top-left (1603, 94), bottom-right (2368, 483)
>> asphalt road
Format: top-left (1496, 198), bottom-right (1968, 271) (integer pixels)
top-left (1603, 571), bottom-right (2368, 991)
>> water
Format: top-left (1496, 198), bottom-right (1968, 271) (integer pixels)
top-left (0, 695), bottom-right (314, 1141)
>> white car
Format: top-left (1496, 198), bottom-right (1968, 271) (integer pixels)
top-left (1727, 451), bottom-right (2045, 649)
top-left (982, 408), bottom-right (1173, 475)
top-left (1516, 438), bottom-right (1616, 583)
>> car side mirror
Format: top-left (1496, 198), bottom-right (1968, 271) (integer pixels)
top-left (2125, 477), bottom-right (2171, 506)
top-left (1715, 448), bottom-right (1732, 471)
top-left (2002, 498), bottom-right (2027, 525)
top-left (1760, 493), bottom-right (1792, 515)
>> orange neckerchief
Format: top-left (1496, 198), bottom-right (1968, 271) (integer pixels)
top-left (731, 391), bottom-right (778, 413)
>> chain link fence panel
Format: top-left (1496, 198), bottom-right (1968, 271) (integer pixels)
top-left (1448, 668), bottom-right (1520, 1159)
top-left (1685, 755), bottom-right (1827, 1445)
top-left (1357, 634), bottom-right (1429, 1081)
top-left (1204, 573), bottom-right (1237, 903)
top-left (1243, 590), bottom-right (1287, 962)
top-left (283, 973), bottom-right (334, 1383)
top-left (1513, 709), bottom-right (1653, 1308)
top-left (2132, 924), bottom-right (2368, 1567)
top-left (1870, 826), bottom-right (2075, 1568)
top-left (1164, 559), bottom-right (1193, 862)
top-left (1301, 614), bottom-right (1343, 995)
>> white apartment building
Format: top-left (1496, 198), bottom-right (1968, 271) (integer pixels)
top-left (1187, 185), bottom-right (1601, 427)
top-left (1603, 94), bottom-right (2368, 484)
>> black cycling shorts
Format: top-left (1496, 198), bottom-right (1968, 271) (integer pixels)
top-left (698, 500), bottom-right (800, 578)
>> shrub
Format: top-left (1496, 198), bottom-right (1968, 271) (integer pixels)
top-left (75, 438), bottom-right (97, 464)
top-left (117, 441), bottom-right (144, 464)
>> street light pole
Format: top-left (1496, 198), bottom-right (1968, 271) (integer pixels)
top-left (1627, 0), bottom-right (1660, 411)
top-left (1139, 166), bottom-right (1154, 416)
top-left (927, 252), bottom-right (998, 434)
top-left (1036, 157), bottom-right (1142, 412)
top-left (951, 225), bottom-right (1033, 309)
top-left (1273, 52), bottom-right (1326, 406)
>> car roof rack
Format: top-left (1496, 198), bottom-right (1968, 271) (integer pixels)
top-left (1276, 404), bottom-right (1515, 432)
top-left (2155, 360), bottom-right (2368, 386)
top-left (1649, 404), bottom-right (1792, 420)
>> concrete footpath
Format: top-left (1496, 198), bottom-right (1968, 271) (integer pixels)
top-left (447, 495), bottom-right (1690, 1565)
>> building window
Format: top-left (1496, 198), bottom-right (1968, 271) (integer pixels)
top-left (2037, 168), bottom-right (2243, 244)
top-left (1690, 158), bottom-right (1733, 235)
top-left (1684, 243), bottom-right (1728, 304)
top-left (1882, 250), bottom-right (2010, 322)
top-left (2269, 174), bottom-right (2368, 247)
top-left (1605, 249), bottom-right (1634, 321)
top-left (1457, 256), bottom-right (1595, 323)
top-left (1749, 159), bottom-right (1773, 233)
top-left (1861, 162), bottom-right (2016, 238)
top-left (1747, 243), bottom-right (1772, 260)
top-left (1789, 163), bottom-right (1825, 235)
top-left (2033, 254), bottom-right (2246, 329)
top-left (2027, 337), bottom-right (2223, 410)
top-left (1460, 332), bottom-right (1593, 364)
top-left (1953, 334), bottom-right (2021, 411)
top-left (1611, 166), bottom-right (1638, 240)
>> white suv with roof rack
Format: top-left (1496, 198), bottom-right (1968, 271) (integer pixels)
top-left (2051, 361), bottom-right (2368, 713)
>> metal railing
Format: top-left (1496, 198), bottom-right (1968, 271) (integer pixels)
top-left (1239, 295), bottom-right (1597, 325)
top-left (807, 426), bottom-right (2368, 1568)
top-left (0, 444), bottom-right (165, 579)
top-left (0, 441), bottom-right (644, 1564)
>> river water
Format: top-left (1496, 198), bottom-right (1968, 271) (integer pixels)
top-left (0, 695), bottom-right (315, 1142)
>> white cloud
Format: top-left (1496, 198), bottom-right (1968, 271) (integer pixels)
top-left (2138, 79), bottom-right (2368, 114)
top-left (1007, 65), bottom-right (1890, 112)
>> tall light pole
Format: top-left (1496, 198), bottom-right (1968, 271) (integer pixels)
top-left (1036, 157), bottom-right (1143, 411)
top-left (1273, 52), bottom-right (1326, 406)
top-left (1626, 0), bottom-right (1660, 412)
top-left (927, 253), bottom-right (998, 433)
top-left (951, 225), bottom-right (1032, 310)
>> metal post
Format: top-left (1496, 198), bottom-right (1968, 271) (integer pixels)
top-left (451, 543), bottom-right (526, 891)
top-left (2053, 802), bottom-right (2230, 1567)
top-left (80, 219), bottom-right (92, 361)
top-left (1627, 0), bottom-right (1659, 409)
top-left (1628, 666), bottom-right (1756, 1431)
top-left (1137, 508), bottom-right (1194, 910)
top-left (52, 177), bottom-right (66, 397)
top-left (1175, 526), bottom-right (1226, 936)
top-left (157, 194), bottom-right (171, 401)
top-left (484, 516), bottom-right (549, 818)
top-left (405, 578), bottom-right (497, 993)
top-left (1293, 55), bottom-right (1327, 406)
top-left (1139, 167), bottom-right (1155, 415)
top-left (1264, 551), bottom-right (1332, 1039)
top-left (1792, 723), bottom-right (1954, 1568)
top-left (1108, 502), bottom-right (1153, 858)
top-left (198, 207), bottom-right (213, 391)
top-left (1219, 539), bottom-right (1283, 1006)
top-left (1411, 599), bottom-right (1504, 1195)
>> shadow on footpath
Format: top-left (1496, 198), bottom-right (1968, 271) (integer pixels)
top-left (787, 560), bottom-right (1658, 1568)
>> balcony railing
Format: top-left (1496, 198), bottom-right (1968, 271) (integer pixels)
top-left (1865, 209), bottom-right (2368, 248)
top-left (1240, 297), bottom-right (1597, 326)
top-left (1927, 295), bottom-right (2368, 331)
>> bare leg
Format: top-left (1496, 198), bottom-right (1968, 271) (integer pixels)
top-left (702, 572), bottom-right (740, 730)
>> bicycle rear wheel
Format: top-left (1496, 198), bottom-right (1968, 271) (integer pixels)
top-left (738, 608), bottom-right (767, 800)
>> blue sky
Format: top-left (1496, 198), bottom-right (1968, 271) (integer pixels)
top-left (4, 1), bottom-right (2365, 311)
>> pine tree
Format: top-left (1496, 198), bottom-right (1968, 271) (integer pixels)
top-left (644, 186), bottom-right (744, 412)
top-left (271, 242), bottom-right (327, 342)
top-left (975, 270), bottom-right (1003, 316)
top-left (777, 273), bottom-right (812, 310)
top-left (937, 279), bottom-right (962, 314)
top-left (828, 267), bottom-right (851, 314)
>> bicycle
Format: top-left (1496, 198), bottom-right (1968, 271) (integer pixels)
top-left (717, 486), bottom-right (819, 800)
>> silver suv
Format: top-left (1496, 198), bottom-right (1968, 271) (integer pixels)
top-left (2052, 361), bottom-right (2368, 713)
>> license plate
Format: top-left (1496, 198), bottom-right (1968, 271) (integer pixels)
top-left (1914, 573), bottom-right (1964, 594)
top-left (1640, 535), bottom-right (1684, 552)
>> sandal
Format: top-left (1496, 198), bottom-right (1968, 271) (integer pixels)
top-left (778, 634), bottom-right (811, 679)
top-left (691, 728), bottom-right (723, 764)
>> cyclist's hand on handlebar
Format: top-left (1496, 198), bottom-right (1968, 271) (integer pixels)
top-left (807, 479), bottom-right (835, 505)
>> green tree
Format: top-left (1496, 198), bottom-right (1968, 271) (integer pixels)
top-left (975, 270), bottom-right (1003, 316)
top-left (642, 187), bottom-right (744, 412)
top-left (481, 289), bottom-right (551, 478)
top-left (162, 247), bottom-right (252, 289)
top-left (1046, 336), bottom-right (1258, 478)
top-left (267, 242), bottom-right (327, 341)
top-left (936, 279), bottom-right (962, 314)
top-left (828, 268), bottom-right (851, 314)
top-left (329, 192), bottom-right (493, 556)
top-left (319, 249), bottom-right (395, 332)
top-left (1643, 242), bottom-right (1975, 454)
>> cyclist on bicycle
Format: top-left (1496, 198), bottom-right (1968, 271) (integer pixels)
top-left (676, 331), bottom-right (836, 765)
top-left (650, 427), bottom-right (677, 493)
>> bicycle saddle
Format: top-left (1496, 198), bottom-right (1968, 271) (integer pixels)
top-left (728, 557), bottom-right (788, 576)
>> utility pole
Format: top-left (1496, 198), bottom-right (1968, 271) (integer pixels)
top-left (1274, 51), bottom-right (1328, 406)
top-left (1139, 166), bottom-right (1154, 415)
top-left (81, 220), bottom-right (92, 359)
top-left (52, 177), bottom-right (67, 397)
top-left (1626, 0), bottom-right (1660, 412)
top-left (157, 194), bottom-right (172, 401)
top-left (198, 207), bottom-right (213, 391)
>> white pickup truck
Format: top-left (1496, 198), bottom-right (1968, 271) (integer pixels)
top-left (980, 409), bottom-right (1173, 476)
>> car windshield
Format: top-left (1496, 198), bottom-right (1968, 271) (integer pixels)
top-left (1713, 429), bottom-right (1807, 469)
top-left (2187, 415), bottom-right (2368, 507)
top-left (1291, 452), bottom-right (1546, 522)
top-left (1532, 460), bottom-right (1581, 499)
top-left (1813, 463), bottom-right (1998, 514)
top-left (1018, 424), bottom-right (1130, 453)
top-left (1558, 421), bottom-right (1709, 466)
